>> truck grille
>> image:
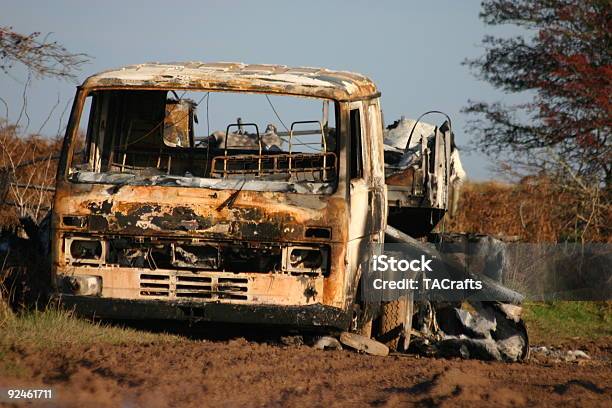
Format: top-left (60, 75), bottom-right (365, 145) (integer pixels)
top-left (140, 272), bottom-right (249, 301)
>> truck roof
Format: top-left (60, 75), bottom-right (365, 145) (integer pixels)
top-left (81, 62), bottom-right (380, 101)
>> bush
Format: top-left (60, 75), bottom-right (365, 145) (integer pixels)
top-left (445, 179), bottom-right (610, 243)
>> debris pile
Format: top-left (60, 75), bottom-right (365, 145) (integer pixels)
top-left (383, 116), bottom-right (466, 215)
top-left (530, 346), bottom-right (591, 362)
top-left (307, 301), bottom-right (529, 362)
top-left (410, 301), bottom-right (529, 362)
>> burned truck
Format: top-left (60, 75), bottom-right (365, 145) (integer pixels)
top-left (51, 62), bottom-right (468, 351)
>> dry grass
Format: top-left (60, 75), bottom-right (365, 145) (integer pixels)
top-left (0, 120), bottom-right (62, 226)
top-left (445, 179), bottom-right (610, 243)
top-left (444, 180), bottom-right (611, 342)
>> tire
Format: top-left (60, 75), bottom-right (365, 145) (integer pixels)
top-left (377, 295), bottom-right (413, 352)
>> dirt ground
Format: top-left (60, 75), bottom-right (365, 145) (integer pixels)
top-left (1, 333), bottom-right (610, 408)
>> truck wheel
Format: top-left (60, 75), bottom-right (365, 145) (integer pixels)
top-left (378, 296), bottom-right (413, 352)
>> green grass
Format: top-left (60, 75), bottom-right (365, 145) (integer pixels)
top-left (0, 307), bottom-right (183, 350)
top-left (523, 301), bottom-right (612, 343)
top-left (0, 306), bottom-right (183, 377)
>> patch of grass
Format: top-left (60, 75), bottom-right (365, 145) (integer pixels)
top-left (523, 301), bottom-right (612, 343)
top-left (0, 307), bottom-right (183, 351)
top-left (0, 304), bottom-right (184, 378)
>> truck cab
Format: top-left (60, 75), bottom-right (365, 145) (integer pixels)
top-left (52, 62), bottom-right (393, 338)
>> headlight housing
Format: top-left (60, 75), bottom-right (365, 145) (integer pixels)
top-left (57, 274), bottom-right (102, 296)
top-left (283, 246), bottom-right (328, 275)
top-left (64, 237), bottom-right (107, 265)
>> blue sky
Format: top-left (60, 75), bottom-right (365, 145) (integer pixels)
top-left (1, 0), bottom-right (526, 180)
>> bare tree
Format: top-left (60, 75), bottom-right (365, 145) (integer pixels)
top-left (0, 120), bottom-right (60, 224)
top-left (0, 25), bottom-right (88, 225)
top-left (0, 26), bottom-right (89, 80)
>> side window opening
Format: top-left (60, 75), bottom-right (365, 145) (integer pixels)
top-left (349, 108), bottom-right (363, 180)
top-left (72, 95), bottom-right (92, 170)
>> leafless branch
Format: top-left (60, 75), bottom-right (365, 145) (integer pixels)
top-left (36, 93), bottom-right (61, 135)
top-left (0, 96), bottom-right (8, 120)
top-left (15, 72), bottom-right (31, 131)
top-left (0, 26), bottom-right (89, 80)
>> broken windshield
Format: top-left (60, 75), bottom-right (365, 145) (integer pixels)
top-left (68, 90), bottom-right (339, 194)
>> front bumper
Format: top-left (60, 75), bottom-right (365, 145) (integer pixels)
top-left (54, 294), bottom-right (352, 331)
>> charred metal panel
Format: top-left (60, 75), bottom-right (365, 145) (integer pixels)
top-left (56, 266), bottom-right (325, 306)
top-left (81, 62), bottom-right (380, 102)
top-left (163, 99), bottom-right (193, 147)
top-left (52, 180), bottom-right (351, 308)
top-left (56, 295), bottom-right (352, 331)
top-left (55, 181), bottom-right (348, 241)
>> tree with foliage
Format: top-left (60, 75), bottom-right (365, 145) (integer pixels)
top-left (465, 0), bottom-right (610, 242)
top-left (464, 0), bottom-right (611, 187)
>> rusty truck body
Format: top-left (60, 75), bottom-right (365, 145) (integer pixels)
top-left (52, 62), bottom-right (394, 333)
top-left (51, 62), bottom-right (457, 351)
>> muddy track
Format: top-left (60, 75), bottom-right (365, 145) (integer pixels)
top-left (1, 336), bottom-right (610, 407)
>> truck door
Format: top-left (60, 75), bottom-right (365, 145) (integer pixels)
top-left (365, 99), bottom-right (387, 239)
top-left (348, 102), bottom-right (370, 241)
top-left (346, 100), bottom-right (386, 306)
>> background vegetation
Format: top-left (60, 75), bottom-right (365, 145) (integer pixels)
top-left (0, 1), bottom-right (610, 350)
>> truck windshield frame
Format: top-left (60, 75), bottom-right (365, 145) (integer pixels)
top-left (65, 88), bottom-right (342, 195)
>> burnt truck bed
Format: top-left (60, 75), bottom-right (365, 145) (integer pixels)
top-left (386, 187), bottom-right (447, 237)
top-left (384, 115), bottom-right (457, 237)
